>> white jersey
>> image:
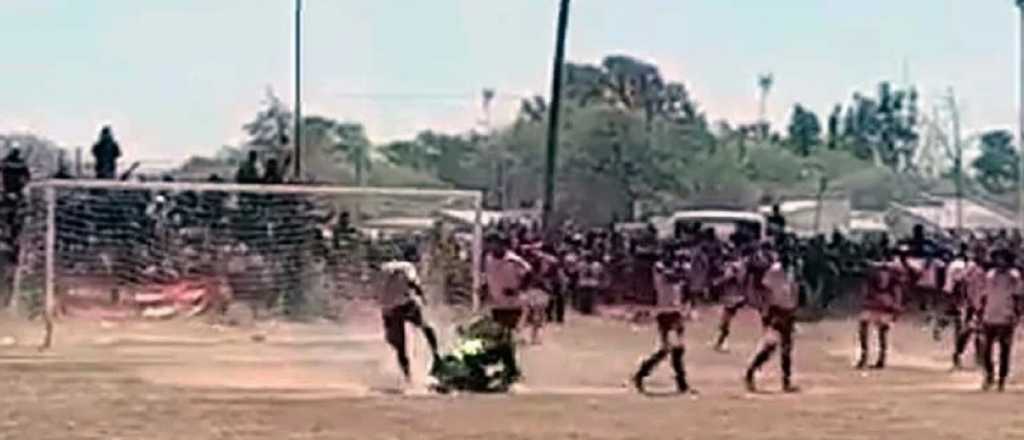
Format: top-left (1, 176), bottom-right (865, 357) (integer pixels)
top-left (379, 261), bottom-right (420, 310)
top-left (981, 268), bottom-right (1023, 325)
top-left (485, 251), bottom-right (532, 309)
top-left (762, 262), bottom-right (798, 311)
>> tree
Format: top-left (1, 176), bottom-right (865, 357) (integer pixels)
top-left (786, 104), bottom-right (822, 156)
top-left (841, 82), bottom-right (919, 172)
top-left (242, 88), bottom-right (292, 155)
top-left (333, 122), bottom-right (372, 185)
top-left (972, 129), bottom-right (1018, 194)
top-left (562, 55), bottom-right (702, 126)
top-left (379, 131), bottom-right (492, 191)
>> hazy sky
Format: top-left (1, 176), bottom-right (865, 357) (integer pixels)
top-left (1, 1), bottom-right (1020, 164)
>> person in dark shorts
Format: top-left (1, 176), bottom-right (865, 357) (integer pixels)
top-left (745, 253), bottom-right (800, 393)
top-left (977, 248), bottom-right (1022, 392)
top-left (379, 247), bottom-right (441, 386)
top-left (484, 234), bottom-right (532, 382)
top-left (948, 248), bottom-right (985, 369)
top-left (632, 250), bottom-right (696, 394)
top-left (714, 245), bottom-right (763, 352)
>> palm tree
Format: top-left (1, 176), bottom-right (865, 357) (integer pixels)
top-left (758, 73), bottom-right (774, 138)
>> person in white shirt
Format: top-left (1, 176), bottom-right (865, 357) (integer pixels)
top-left (948, 248), bottom-right (985, 369)
top-left (978, 248), bottom-right (1023, 392)
top-left (484, 234), bottom-right (532, 382)
top-left (576, 252), bottom-right (606, 315)
top-left (744, 253), bottom-right (800, 393)
top-left (632, 249), bottom-right (696, 394)
top-left (713, 246), bottom-right (760, 353)
top-left (378, 246), bottom-right (440, 384)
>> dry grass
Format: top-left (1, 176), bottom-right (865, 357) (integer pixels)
top-left (1, 304), bottom-right (1023, 440)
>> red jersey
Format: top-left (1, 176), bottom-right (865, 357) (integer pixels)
top-left (863, 263), bottom-right (903, 313)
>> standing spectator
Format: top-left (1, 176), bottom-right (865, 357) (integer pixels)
top-left (576, 251), bottom-right (606, 315)
top-left (91, 126), bottom-right (121, 179)
top-left (235, 151), bottom-right (261, 184)
top-left (1, 149), bottom-right (30, 197)
top-left (1, 148), bottom-right (30, 254)
top-left (766, 204), bottom-right (786, 238)
top-left (263, 157), bottom-right (283, 184)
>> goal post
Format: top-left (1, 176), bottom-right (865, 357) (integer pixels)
top-left (13, 179), bottom-right (484, 347)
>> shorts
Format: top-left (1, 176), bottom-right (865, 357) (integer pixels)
top-left (382, 301), bottom-right (426, 348)
top-left (492, 307), bottom-right (524, 330)
top-left (526, 303), bottom-right (547, 326)
top-left (762, 306), bottom-right (796, 333)
top-left (859, 309), bottom-right (895, 326)
top-left (722, 295), bottom-right (748, 312)
top-left (655, 310), bottom-right (686, 348)
top-left (655, 310), bottom-right (685, 333)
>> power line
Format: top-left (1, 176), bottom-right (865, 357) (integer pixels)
top-left (327, 92), bottom-right (527, 101)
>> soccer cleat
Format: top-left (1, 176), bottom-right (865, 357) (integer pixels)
top-left (782, 382), bottom-right (801, 394)
top-left (712, 341), bottom-right (730, 353)
top-left (631, 374), bottom-right (646, 394)
top-left (744, 374), bottom-right (757, 393)
top-left (982, 379), bottom-right (994, 392)
top-left (676, 377), bottom-right (694, 394)
top-left (855, 356), bottom-right (868, 370)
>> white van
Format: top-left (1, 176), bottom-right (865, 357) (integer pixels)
top-left (654, 210), bottom-right (767, 241)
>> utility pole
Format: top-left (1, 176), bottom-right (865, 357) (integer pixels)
top-left (1017, 1), bottom-right (1024, 236)
top-left (293, 0), bottom-right (303, 180)
top-left (482, 89), bottom-right (501, 209)
top-left (947, 88), bottom-right (964, 233)
top-left (542, 0), bottom-right (571, 230)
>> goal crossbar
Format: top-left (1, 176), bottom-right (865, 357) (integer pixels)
top-left (30, 179), bottom-right (484, 199)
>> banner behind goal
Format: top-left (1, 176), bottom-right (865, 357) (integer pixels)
top-left (13, 180), bottom-right (483, 327)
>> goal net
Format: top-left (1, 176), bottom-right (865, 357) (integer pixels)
top-left (12, 179), bottom-right (483, 326)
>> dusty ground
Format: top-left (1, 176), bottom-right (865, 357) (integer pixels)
top-left (1, 303), bottom-right (1023, 440)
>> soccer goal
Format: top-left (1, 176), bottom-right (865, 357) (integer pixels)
top-left (11, 179), bottom-right (483, 348)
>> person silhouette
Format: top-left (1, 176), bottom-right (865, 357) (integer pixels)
top-left (91, 126), bottom-right (121, 179)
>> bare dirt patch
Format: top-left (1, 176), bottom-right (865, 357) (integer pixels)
top-left (2, 306), bottom-right (1023, 439)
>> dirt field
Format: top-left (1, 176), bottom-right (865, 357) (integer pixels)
top-left (2, 303), bottom-right (1024, 440)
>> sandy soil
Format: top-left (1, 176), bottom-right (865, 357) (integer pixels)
top-left (1, 303), bottom-right (1023, 440)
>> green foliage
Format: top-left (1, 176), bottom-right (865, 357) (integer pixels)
top-left (786, 104), bottom-right (822, 156)
top-left (839, 82), bottom-right (919, 171)
top-left (242, 88), bottom-right (292, 153)
top-left (972, 129), bottom-right (1018, 194)
top-left (171, 54), bottom-right (921, 225)
top-left (745, 145), bottom-right (804, 185)
top-left (366, 162), bottom-right (447, 188)
top-left (563, 54), bottom-right (702, 124)
top-left (379, 130), bottom-right (493, 190)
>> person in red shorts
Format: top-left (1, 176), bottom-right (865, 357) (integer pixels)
top-left (744, 252), bottom-right (800, 393)
top-left (855, 249), bottom-right (908, 370)
top-left (977, 248), bottom-right (1023, 392)
top-left (632, 249), bottom-right (696, 394)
